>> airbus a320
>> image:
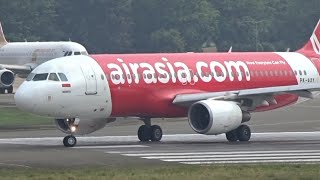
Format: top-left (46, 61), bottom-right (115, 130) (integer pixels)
top-left (15, 19), bottom-right (320, 147)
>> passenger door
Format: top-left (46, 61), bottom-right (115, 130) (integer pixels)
top-left (80, 64), bottom-right (97, 95)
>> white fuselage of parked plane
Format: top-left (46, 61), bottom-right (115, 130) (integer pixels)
top-left (0, 41), bottom-right (87, 66)
top-left (0, 41), bottom-right (88, 92)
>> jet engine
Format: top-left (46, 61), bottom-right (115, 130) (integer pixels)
top-left (0, 69), bottom-right (14, 87)
top-left (188, 100), bottom-right (251, 135)
top-left (54, 118), bottom-right (111, 135)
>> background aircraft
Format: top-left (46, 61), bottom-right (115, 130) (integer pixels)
top-left (15, 19), bottom-right (320, 147)
top-left (0, 22), bottom-right (88, 94)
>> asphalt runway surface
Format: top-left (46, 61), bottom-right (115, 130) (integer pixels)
top-left (1, 91), bottom-right (320, 168)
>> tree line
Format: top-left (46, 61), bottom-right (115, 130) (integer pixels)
top-left (0, 0), bottom-right (319, 53)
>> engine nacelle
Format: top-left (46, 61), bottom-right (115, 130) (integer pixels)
top-left (188, 100), bottom-right (246, 135)
top-left (0, 69), bottom-right (14, 87)
top-left (54, 118), bottom-right (109, 135)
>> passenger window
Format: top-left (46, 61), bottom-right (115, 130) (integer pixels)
top-left (304, 70), bottom-right (307, 75)
top-left (26, 73), bottom-right (35, 81)
top-left (48, 73), bottom-right (60, 81)
top-left (299, 70), bottom-right (302, 76)
top-left (269, 71), bottom-right (273, 76)
top-left (274, 70), bottom-right (278, 76)
top-left (259, 71), bottom-right (263, 76)
top-left (63, 52), bottom-right (69, 56)
top-left (33, 73), bottom-right (48, 81)
top-left (284, 71), bottom-right (288, 76)
top-left (74, 51), bottom-right (81, 55)
top-left (279, 70), bottom-right (283, 76)
top-left (265, 71), bottom-right (269, 76)
top-left (58, 73), bottom-right (68, 81)
top-left (294, 70), bottom-right (297, 76)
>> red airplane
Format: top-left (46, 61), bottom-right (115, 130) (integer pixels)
top-left (15, 19), bottom-right (320, 147)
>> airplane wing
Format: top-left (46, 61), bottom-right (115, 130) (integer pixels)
top-left (172, 83), bottom-right (320, 110)
top-left (0, 64), bottom-right (32, 74)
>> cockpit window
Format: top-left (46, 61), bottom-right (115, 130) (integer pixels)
top-left (64, 52), bottom-right (69, 56)
top-left (68, 51), bottom-right (73, 56)
top-left (58, 73), bottom-right (68, 81)
top-left (33, 73), bottom-right (48, 81)
top-left (81, 51), bottom-right (88, 55)
top-left (26, 73), bottom-right (35, 81)
top-left (74, 51), bottom-right (81, 55)
top-left (48, 73), bottom-right (60, 81)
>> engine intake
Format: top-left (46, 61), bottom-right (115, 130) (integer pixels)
top-left (188, 100), bottom-right (246, 135)
top-left (0, 69), bottom-right (14, 87)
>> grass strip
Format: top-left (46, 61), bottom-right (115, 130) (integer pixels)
top-left (0, 107), bottom-right (51, 127)
top-left (0, 164), bottom-right (319, 180)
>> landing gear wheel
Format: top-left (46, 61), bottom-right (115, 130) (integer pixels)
top-left (138, 125), bottom-right (151, 142)
top-left (7, 86), bottom-right (13, 94)
top-left (150, 125), bottom-right (162, 142)
top-left (236, 124), bottom-right (251, 142)
top-left (0, 88), bottom-right (5, 94)
top-left (63, 135), bottom-right (77, 147)
top-left (226, 129), bottom-right (238, 142)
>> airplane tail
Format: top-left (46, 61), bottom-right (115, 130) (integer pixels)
top-left (0, 22), bottom-right (8, 46)
top-left (298, 19), bottom-right (320, 56)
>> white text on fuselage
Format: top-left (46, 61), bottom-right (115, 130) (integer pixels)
top-left (107, 58), bottom-right (251, 85)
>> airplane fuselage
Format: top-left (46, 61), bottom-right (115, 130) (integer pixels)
top-left (91, 52), bottom-right (319, 117)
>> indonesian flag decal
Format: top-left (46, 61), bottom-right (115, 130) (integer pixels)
top-left (62, 83), bottom-right (71, 87)
top-left (62, 83), bottom-right (71, 93)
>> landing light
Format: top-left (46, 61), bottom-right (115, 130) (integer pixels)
top-left (70, 126), bottom-right (77, 132)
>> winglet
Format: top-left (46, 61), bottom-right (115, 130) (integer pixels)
top-left (0, 22), bottom-right (8, 46)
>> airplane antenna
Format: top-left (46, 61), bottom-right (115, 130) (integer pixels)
top-left (228, 46), bottom-right (233, 53)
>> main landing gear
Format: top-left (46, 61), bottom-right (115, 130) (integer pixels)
top-left (0, 86), bottom-right (13, 94)
top-left (137, 118), bottom-right (163, 142)
top-left (225, 124), bottom-right (251, 142)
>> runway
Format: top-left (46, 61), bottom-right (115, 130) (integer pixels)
top-left (1, 86), bottom-right (320, 168)
top-left (1, 132), bottom-right (320, 168)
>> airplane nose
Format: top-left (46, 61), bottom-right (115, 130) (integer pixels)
top-left (14, 83), bottom-right (37, 113)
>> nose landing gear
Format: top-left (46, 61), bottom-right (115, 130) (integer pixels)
top-left (59, 118), bottom-right (79, 147)
top-left (63, 135), bottom-right (77, 147)
top-left (137, 118), bottom-right (163, 142)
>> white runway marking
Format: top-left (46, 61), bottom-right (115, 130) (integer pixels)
top-left (73, 145), bottom-right (149, 149)
top-left (122, 150), bottom-right (320, 157)
top-left (1, 131), bottom-right (320, 145)
top-left (0, 162), bottom-right (31, 168)
top-left (116, 149), bottom-right (320, 165)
